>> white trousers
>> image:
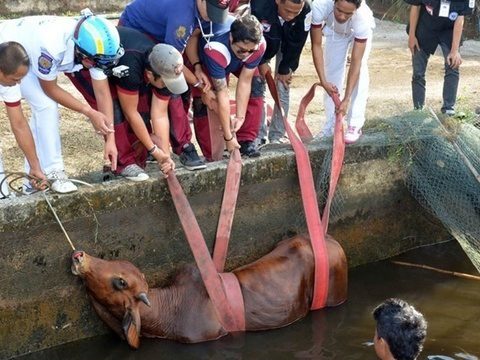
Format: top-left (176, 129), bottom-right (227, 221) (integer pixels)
top-left (20, 71), bottom-right (64, 174)
top-left (322, 32), bottom-right (372, 134)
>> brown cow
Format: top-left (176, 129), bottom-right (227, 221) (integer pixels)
top-left (71, 234), bottom-right (347, 349)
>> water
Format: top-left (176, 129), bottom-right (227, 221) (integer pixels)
top-left (18, 240), bottom-right (480, 360)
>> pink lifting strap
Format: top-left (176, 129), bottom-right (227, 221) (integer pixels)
top-left (213, 149), bottom-right (243, 272)
top-left (265, 72), bottom-right (329, 310)
top-left (166, 173), bottom-right (245, 331)
top-left (294, 83), bottom-right (346, 234)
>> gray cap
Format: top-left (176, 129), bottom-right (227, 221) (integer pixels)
top-left (148, 44), bottom-right (188, 95)
top-left (206, 0), bottom-right (230, 24)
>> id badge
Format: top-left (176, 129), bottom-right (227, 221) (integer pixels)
top-left (469, 0), bottom-right (474, 8)
top-left (439, 0), bottom-right (450, 17)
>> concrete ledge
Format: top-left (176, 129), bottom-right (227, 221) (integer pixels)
top-left (0, 135), bottom-right (449, 359)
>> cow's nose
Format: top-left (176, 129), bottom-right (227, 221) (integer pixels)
top-left (72, 250), bottom-right (84, 261)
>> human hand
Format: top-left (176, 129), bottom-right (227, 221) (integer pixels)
top-left (225, 136), bottom-right (240, 153)
top-left (447, 50), bottom-right (462, 69)
top-left (408, 36), bottom-right (420, 54)
top-left (231, 116), bottom-right (245, 133)
top-left (201, 90), bottom-right (218, 111)
top-left (104, 138), bottom-right (118, 171)
top-left (29, 168), bottom-right (48, 190)
top-left (195, 69), bottom-right (212, 92)
top-left (159, 157), bottom-right (175, 177)
top-left (276, 72), bottom-right (292, 88)
top-left (87, 109), bottom-right (115, 136)
top-left (336, 98), bottom-right (350, 117)
top-left (322, 82), bottom-right (339, 97)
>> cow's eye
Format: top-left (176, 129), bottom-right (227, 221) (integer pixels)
top-left (112, 277), bottom-right (128, 290)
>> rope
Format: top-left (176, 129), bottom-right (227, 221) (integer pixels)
top-left (42, 192), bottom-right (76, 251)
top-left (0, 171), bottom-right (94, 251)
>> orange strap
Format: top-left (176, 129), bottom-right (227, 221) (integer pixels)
top-left (295, 82), bottom-right (322, 142)
top-left (293, 83), bottom-right (345, 233)
top-left (265, 72), bottom-right (329, 310)
top-left (206, 107), bottom-right (225, 161)
top-left (320, 92), bottom-right (345, 234)
top-left (213, 149), bottom-right (243, 272)
top-left (166, 173), bottom-right (245, 331)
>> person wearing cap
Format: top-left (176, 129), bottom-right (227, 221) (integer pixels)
top-left (405, 0), bottom-right (473, 116)
top-left (68, 27), bottom-right (188, 179)
top-left (0, 41), bottom-right (47, 198)
top-left (247, 0), bottom-right (312, 146)
top-left (0, 11), bottom-right (123, 193)
top-left (193, 14), bottom-right (266, 159)
top-left (118, 0), bottom-right (231, 170)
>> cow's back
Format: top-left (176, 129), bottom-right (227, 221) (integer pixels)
top-left (234, 235), bottom-right (315, 330)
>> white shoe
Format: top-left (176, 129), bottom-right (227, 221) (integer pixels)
top-left (269, 137), bottom-right (289, 145)
top-left (48, 170), bottom-right (78, 194)
top-left (344, 126), bottom-right (362, 144)
top-left (120, 164), bottom-right (149, 182)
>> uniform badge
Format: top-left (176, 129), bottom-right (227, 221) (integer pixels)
top-left (261, 21), bottom-right (271, 33)
top-left (38, 52), bottom-right (53, 75)
top-left (449, 11), bottom-right (458, 21)
top-left (176, 26), bottom-right (187, 39)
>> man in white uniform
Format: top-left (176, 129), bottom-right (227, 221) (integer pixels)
top-left (311, 0), bottom-right (375, 143)
top-left (0, 10), bottom-right (123, 193)
top-left (0, 41), bottom-right (46, 198)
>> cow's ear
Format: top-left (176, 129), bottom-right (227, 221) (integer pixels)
top-left (122, 307), bottom-right (141, 349)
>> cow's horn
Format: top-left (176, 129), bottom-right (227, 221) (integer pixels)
top-left (137, 292), bottom-right (151, 307)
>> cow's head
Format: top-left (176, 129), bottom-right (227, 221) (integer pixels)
top-left (71, 250), bottom-right (150, 348)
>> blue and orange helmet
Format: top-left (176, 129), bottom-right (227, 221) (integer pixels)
top-left (73, 9), bottom-right (124, 70)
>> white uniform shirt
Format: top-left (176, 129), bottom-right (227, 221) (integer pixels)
top-left (0, 84), bottom-right (22, 105)
top-left (311, 0), bottom-right (375, 40)
top-left (0, 16), bottom-right (106, 81)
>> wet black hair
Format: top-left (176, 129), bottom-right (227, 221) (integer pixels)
top-left (373, 298), bottom-right (427, 360)
top-left (0, 41), bottom-right (30, 75)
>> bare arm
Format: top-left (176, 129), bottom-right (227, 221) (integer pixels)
top-left (185, 29), bottom-right (211, 92)
top-left (338, 40), bottom-right (367, 116)
top-left (150, 94), bottom-right (175, 173)
top-left (234, 67), bottom-right (255, 132)
top-left (311, 26), bottom-right (337, 96)
top-left (448, 15), bottom-right (464, 69)
top-left (39, 78), bottom-right (112, 135)
top-left (212, 77), bottom-right (240, 152)
top-left (92, 78), bottom-right (117, 170)
top-left (6, 105), bottom-right (46, 184)
top-left (408, 5), bottom-right (421, 53)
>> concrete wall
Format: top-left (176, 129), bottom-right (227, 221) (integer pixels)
top-left (0, 137), bottom-right (449, 359)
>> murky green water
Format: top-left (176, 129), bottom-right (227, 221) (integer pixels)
top-left (18, 240), bottom-right (479, 360)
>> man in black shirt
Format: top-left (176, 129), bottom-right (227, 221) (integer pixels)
top-left (406, 0), bottom-right (473, 115)
top-left (68, 27), bottom-right (192, 180)
top-left (251, 0), bottom-right (311, 144)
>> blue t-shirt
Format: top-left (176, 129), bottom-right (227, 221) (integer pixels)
top-left (120, 0), bottom-right (198, 52)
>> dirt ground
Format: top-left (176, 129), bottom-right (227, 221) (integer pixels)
top-left (1, 19), bottom-right (479, 177)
